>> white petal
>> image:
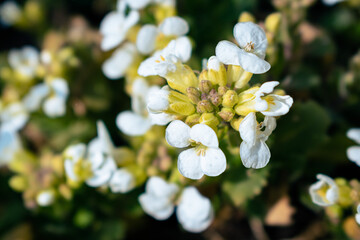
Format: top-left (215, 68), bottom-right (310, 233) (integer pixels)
top-left (64, 143), bottom-right (87, 162)
top-left (0, 102), bottom-right (29, 132)
top-left (347, 128), bottom-right (360, 144)
top-left (0, 131), bottom-right (21, 165)
top-left (146, 176), bottom-right (179, 198)
top-left (139, 193), bottom-right (175, 220)
top-left (215, 40), bottom-right (242, 66)
top-left (0, 1), bottom-right (21, 25)
top-left (159, 17), bottom-right (189, 36)
top-left (347, 146), bottom-right (360, 166)
top-left (123, 10), bottom-right (140, 31)
top-left (22, 84), bottom-right (50, 112)
top-left (43, 96), bottom-right (66, 117)
top-left (136, 24), bottom-right (158, 55)
top-left (240, 139), bottom-right (270, 169)
top-left (178, 148), bottom-right (204, 180)
top-left (100, 12), bottom-right (124, 35)
top-left (147, 86), bottom-right (169, 113)
top-left (257, 81), bottom-right (279, 95)
top-left (125, 0), bottom-right (152, 9)
top-left (96, 120), bottom-right (115, 154)
top-left (239, 112), bottom-right (257, 146)
top-left (109, 168), bottom-right (135, 193)
top-left (309, 174), bottom-right (339, 206)
top-left (207, 56), bottom-right (221, 71)
top-left (102, 43), bottom-right (136, 79)
top-left (190, 124), bottom-right (218, 148)
top-left (237, 50), bottom-right (271, 74)
top-left (36, 190), bottom-right (55, 207)
top-left (101, 34), bottom-right (125, 51)
top-left (356, 204), bottom-right (360, 225)
top-left (132, 77), bottom-right (149, 97)
top-left (86, 157), bottom-right (117, 187)
top-left (64, 159), bottom-right (78, 181)
top-left (50, 78), bottom-right (69, 98)
top-left (233, 22), bottom-right (268, 59)
top-left (176, 187), bottom-right (213, 233)
top-left (200, 148), bottom-right (226, 177)
top-left (137, 56), bottom-right (158, 77)
top-left (116, 111), bottom-right (152, 136)
top-left (149, 112), bottom-right (173, 125)
top-left (262, 95), bottom-right (293, 117)
top-left (165, 120), bottom-right (191, 148)
top-left (322, 0), bottom-right (344, 6)
top-left (261, 116), bottom-right (277, 138)
top-left (173, 36), bottom-right (192, 62)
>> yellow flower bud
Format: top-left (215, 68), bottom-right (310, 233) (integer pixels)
top-left (230, 117), bottom-right (243, 131)
top-left (113, 147), bottom-right (136, 167)
top-left (199, 113), bottom-right (220, 131)
top-left (196, 100), bottom-right (214, 113)
top-left (335, 178), bottom-right (353, 208)
top-left (235, 71), bottom-right (253, 89)
top-left (186, 87), bottom-right (201, 104)
top-left (155, 5), bottom-right (177, 24)
top-left (59, 184), bottom-right (73, 200)
top-left (265, 13), bottom-right (282, 34)
top-left (185, 113), bottom-right (201, 127)
top-left (209, 89), bottom-right (222, 106)
top-left (9, 175), bottom-right (28, 192)
top-left (126, 25), bottom-right (141, 44)
top-left (166, 64), bottom-right (198, 94)
top-left (169, 102), bottom-right (195, 116)
top-left (24, 1), bottom-right (43, 24)
top-left (222, 90), bottom-right (239, 108)
top-left (206, 57), bottom-right (227, 86)
top-left (218, 108), bottom-right (235, 122)
top-left (238, 12), bottom-right (256, 23)
top-left (199, 80), bottom-right (213, 94)
top-left (227, 65), bottom-right (250, 88)
top-left (218, 86), bottom-right (229, 96)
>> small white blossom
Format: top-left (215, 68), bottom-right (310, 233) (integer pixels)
top-left (139, 176), bottom-right (179, 220)
top-left (165, 120), bottom-right (226, 179)
top-left (36, 190), bottom-right (55, 207)
top-left (0, 102), bottom-right (29, 133)
top-left (239, 112), bottom-right (276, 169)
top-left (309, 174), bottom-right (339, 207)
top-left (176, 187), bottom-right (214, 233)
top-left (102, 43), bottom-right (137, 79)
top-left (100, 1), bottom-right (139, 51)
top-left (347, 128), bottom-right (360, 166)
top-left (109, 168), bottom-right (135, 193)
top-left (0, 131), bottom-right (21, 166)
top-left (216, 22), bottom-right (270, 74)
top-left (64, 143), bottom-right (88, 182)
top-left (137, 37), bottom-right (191, 77)
top-left (0, 1), bottom-right (21, 26)
top-left (136, 17), bottom-right (190, 57)
top-left (8, 46), bottom-right (40, 78)
top-left (356, 204), bottom-right (360, 225)
top-left (322, 0), bottom-right (345, 6)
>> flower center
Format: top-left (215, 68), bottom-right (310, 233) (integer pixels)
top-left (244, 41), bottom-right (255, 52)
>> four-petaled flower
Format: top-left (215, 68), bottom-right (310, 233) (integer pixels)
top-left (309, 174), bottom-right (339, 206)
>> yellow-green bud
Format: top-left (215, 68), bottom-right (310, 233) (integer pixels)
top-left (335, 178), bottom-right (353, 208)
top-left (218, 108), bottom-right (235, 122)
top-left (207, 56), bottom-right (227, 86)
top-left (199, 80), bottom-right (213, 94)
top-left (59, 184), bottom-right (73, 200)
top-left (218, 86), bottom-right (229, 96)
top-left (169, 102), bottom-right (195, 116)
top-left (199, 113), bottom-right (220, 131)
top-left (185, 114), bottom-right (201, 127)
top-left (235, 71), bottom-right (253, 89)
top-left (196, 100), bottom-right (214, 113)
top-left (209, 89), bottom-right (221, 107)
top-left (186, 87), bottom-right (201, 104)
top-left (238, 12), bottom-right (255, 23)
top-left (9, 175), bottom-right (28, 192)
top-left (265, 13), bottom-right (282, 34)
top-left (222, 90), bottom-right (239, 108)
top-left (230, 117), bottom-right (244, 131)
top-left (166, 64), bottom-right (198, 94)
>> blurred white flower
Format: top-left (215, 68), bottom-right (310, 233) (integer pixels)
top-left (138, 38), bottom-right (191, 77)
top-left (139, 176), bottom-right (179, 220)
top-left (309, 174), bottom-right (339, 206)
top-left (109, 168), bottom-right (135, 193)
top-left (0, 131), bottom-right (21, 166)
top-left (356, 204), bottom-right (360, 225)
top-left (165, 120), bottom-right (226, 179)
top-left (346, 128), bottom-right (360, 166)
top-left (239, 112), bottom-right (276, 169)
top-left (64, 143), bottom-right (88, 183)
top-left (136, 17), bottom-right (191, 57)
top-left (102, 43), bottom-right (137, 79)
top-left (322, 0), bottom-right (345, 6)
top-left (36, 190), bottom-right (55, 207)
top-left (0, 102), bottom-right (29, 132)
top-left (146, 86), bottom-right (174, 125)
top-left (23, 78), bottom-right (69, 118)
top-left (0, 1), bottom-right (21, 26)
top-left (176, 186), bottom-right (214, 233)
top-left (216, 22), bottom-right (270, 74)
top-left (100, 1), bottom-right (139, 51)
top-left (8, 46), bottom-right (40, 78)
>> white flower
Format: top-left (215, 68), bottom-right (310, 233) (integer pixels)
top-left (23, 78), bottom-right (69, 117)
top-left (239, 112), bottom-right (276, 169)
top-left (0, 1), bottom-right (21, 26)
top-left (109, 168), bottom-right (135, 193)
top-left (356, 204), bottom-right (360, 225)
top-left (102, 43), bottom-right (137, 79)
top-left (64, 143), bottom-right (88, 182)
top-left (165, 120), bottom-right (226, 179)
top-left (8, 46), bottom-right (40, 78)
top-left (215, 22), bottom-right (270, 74)
top-left (309, 174), bottom-right (339, 207)
top-left (322, 0), bottom-right (345, 6)
top-left (100, 2), bottom-right (139, 51)
top-left (86, 121), bottom-right (117, 187)
top-left (176, 187), bottom-right (214, 233)
top-left (36, 190), bottom-right (55, 207)
top-left (0, 131), bottom-right (21, 166)
top-left (136, 16), bottom-right (190, 56)
top-left (138, 37), bottom-right (191, 77)
top-left (139, 176), bottom-right (179, 220)
top-left (347, 128), bottom-right (360, 166)
top-left (0, 102), bottom-right (29, 132)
